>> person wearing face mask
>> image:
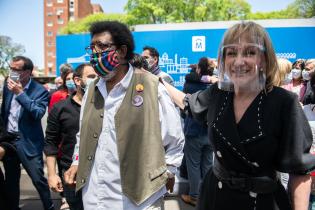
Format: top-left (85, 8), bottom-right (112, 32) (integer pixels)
top-left (65, 77), bottom-right (76, 93)
top-left (302, 72), bottom-right (315, 209)
top-left (301, 59), bottom-right (315, 105)
top-left (1, 56), bottom-right (54, 210)
top-left (282, 62), bottom-right (304, 98)
top-left (162, 22), bottom-right (315, 210)
top-left (48, 63), bottom-right (74, 112)
top-left (142, 46), bottom-right (175, 86)
top-left (64, 21), bottom-right (184, 210)
top-left (44, 63), bottom-right (97, 210)
top-left (180, 57), bottom-right (214, 206)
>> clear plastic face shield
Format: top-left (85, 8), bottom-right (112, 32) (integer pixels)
top-left (217, 37), bottom-right (266, 93)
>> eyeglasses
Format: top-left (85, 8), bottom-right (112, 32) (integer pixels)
top-left (85, 41), bottom-right (115, 54)
top-left (9, 65), bottom-right (24, 72)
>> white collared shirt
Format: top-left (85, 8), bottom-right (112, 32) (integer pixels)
top-left (7, 79), bottom-right (31, 133)
top-left (72, 65), bottom-right (184, 210)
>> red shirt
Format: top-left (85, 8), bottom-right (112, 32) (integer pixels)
top-left (48, 89), bottom-right (68, 112)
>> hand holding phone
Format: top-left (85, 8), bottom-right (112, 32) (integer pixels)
top-left (9, 71), bottom-right (20, 82)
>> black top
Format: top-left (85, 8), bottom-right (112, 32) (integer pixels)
top-left (189, 83), bottom-right (315, 210)
top-left (44, 94), bottom-right (80, 169)
top-left (190, 83), bottom-right (315, 174)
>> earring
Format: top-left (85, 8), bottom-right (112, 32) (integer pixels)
top-left (259, 68), bottom-right (266, 90)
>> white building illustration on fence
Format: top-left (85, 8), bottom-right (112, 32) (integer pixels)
top-left (159, 53), bottom-right (190, 74)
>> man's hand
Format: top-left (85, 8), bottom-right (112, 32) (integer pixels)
top-left (64, 165), bottom-right (78, 185)
top-left (166, 177), bottom-right (175, 193)
top-left (48, 174), bottom-right (63, 192)
top-left (0, 146), bottom-right (5, 160)
top-left (7, 78), bottom-right (23, 95)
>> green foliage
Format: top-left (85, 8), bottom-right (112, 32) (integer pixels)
top-left (249, 0), bottom-right (315, 19)
top-left (0, 36), bottom-right (25, 76)
top-left (59, 13), bottom-right (129, 34)
top-left (290, 0), bottom-right (315, 18)
top-left (59, 0), bottom-right (314, 34)
top-left (125, 0), bottom-right (251, 24)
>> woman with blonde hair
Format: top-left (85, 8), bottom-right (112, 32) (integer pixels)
top-left (163, 21), bottom-right (315, 210)
top-left (273, 58), bottom-right (292, 87)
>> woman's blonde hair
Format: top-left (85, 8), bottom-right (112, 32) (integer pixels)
top-left (218, 21), bottom-right (278, 92)
top-left (273, 58), bottom-right (292, 86)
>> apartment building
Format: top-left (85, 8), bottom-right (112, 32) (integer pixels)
top-left (44, 0), bottom-right (103, 75)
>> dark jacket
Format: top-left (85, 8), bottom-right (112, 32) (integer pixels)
top-left (1, 79), bottom-right (49, 157)
top-left (183, 71), bottom-right (210, 137)
top-left (188, 84), bottom-right (315, 210)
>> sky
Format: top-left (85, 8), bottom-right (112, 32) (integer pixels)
top-left (0, 0), bottom-right (295, 69)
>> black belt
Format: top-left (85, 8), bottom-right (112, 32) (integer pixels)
top-left (213, 158), bottom-right (278, 194)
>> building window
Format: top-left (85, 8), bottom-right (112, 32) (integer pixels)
top-left (48, 62), bottom-right (53, 68)
top-left (47, 51), bottom-right (54, 56)
top-left (47, 31), bottom-right (53, 36)
top-left (47, 12), bottom-right (53, 17)
top-left (46, 0), bottom-right (53, 7)
top-left (47, 21), bottom-right (53, 27)
top-left (47, 41), bottom-right (54, 47)
top-left (57, 18), bottom-right (64, 24)
top-left (69, 0), bottom-right (75, 12)
top-left (56, 8), bottom-right (64, 15)
top-left (57, 0), bottom-right (64, 3)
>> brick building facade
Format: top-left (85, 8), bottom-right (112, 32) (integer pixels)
top-left (44, 0), bottom-right (103, 75)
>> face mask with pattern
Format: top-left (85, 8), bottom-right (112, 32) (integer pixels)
top-left (89, 50), bottom-right (120, 78)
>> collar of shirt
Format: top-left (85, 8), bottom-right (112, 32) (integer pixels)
top-left (23, 78), bottom-right (32, 91)
top-left (96, 63), bottom-right (133, 96)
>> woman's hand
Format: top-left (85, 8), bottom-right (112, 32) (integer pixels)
top-left (48, 174), bottom-right (63, 192)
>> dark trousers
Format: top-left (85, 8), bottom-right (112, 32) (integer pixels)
top-left (61, 168), bottom-right (84, 210)
top-left (0, 167), bottom-right (9, 209)
top-left (3, 146), bottom-right (54, 210)
top-left (185, 135), bottom-right (213, 198)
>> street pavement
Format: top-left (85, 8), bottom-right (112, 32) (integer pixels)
top-left (17, 168), bottom-right (195, 210)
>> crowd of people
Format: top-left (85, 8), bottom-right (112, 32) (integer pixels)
top-left (0, 20), bottom-right (315, 210)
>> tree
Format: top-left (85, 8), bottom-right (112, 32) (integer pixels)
top-left (249, 0), bottom-right (315, 19)
top-left (125, 0), bottom-right (251, 24)
top-left (59, 13), bottom-right (130, 34)
top-left (289, 0), bottom-right (315, 18)
top-left (0, 36), bottom-right (25, 76)
top-left (59, 0), bottom-right (314, 35)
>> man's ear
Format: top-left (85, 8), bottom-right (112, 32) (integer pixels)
top-left (73, 77), bottom-right (81, 86)
top-left (153, 56), bottom-right (158, 65)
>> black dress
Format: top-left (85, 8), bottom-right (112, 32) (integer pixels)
top-left (187, 83), bottom-right (315, 210)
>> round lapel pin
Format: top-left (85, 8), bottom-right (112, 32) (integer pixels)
top-left (135, 84), bottom-right (144, 92)
top-left (132, 95), bottom-right (143, 107)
